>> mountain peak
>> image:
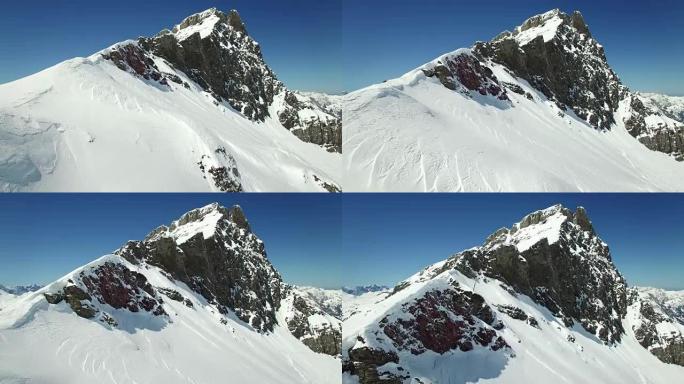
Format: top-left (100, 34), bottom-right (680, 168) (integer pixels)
top-left (482, 204), bottom-right (597, 254)
top-left (228, 204), bottom-right (251, 231)
top-left (498, 8), bottom-right (591, 46)
top-left (141, 203), bottom-right (253, 245)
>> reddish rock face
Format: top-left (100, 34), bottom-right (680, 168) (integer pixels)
top-left (381, 287), bottom-right (509, 355)
top-left (102, 43), bottom-right (186, 88)
top-left (80, 262), bottom-right (166, 316)
top-left (423, 53), bottom-right (509, 101)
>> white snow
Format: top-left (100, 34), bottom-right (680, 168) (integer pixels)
top-left (0, 256), bottom-right (341, 384)
top-left (342, 56), bottom-right (684, 192)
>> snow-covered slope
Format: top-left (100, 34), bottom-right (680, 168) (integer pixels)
top-left (343, 9), bottom-right (684, 192)
top-left (0, 8), bottom-right (340, 192)
top-left (342, 204), bottom-right (684, 384)
top-left (0, 203), bottom-right (340, 383)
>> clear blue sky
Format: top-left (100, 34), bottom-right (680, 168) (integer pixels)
top-left (342, 194), bottom-right (684, 290)
top-left (0, 0), bottom-right (342, 94)
top-left (0, 194), bottom-right (342, 289)
top-left (343, 0), bottom-right (684, 95)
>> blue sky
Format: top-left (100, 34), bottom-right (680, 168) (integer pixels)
top-left (342, 194), bottom-right (684, 290)
top-left (0, 194), bottom-right (342, 289)
top-left (343, 0), bottom-right (684, 95)
top-left (0, 0), bottom-right (342, 94)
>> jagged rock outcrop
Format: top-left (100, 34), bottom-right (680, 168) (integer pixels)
top-left (342, 285), bottom-right (390, 295)
top-left (467, 8), bottom-right (684, 160)
top-left (116, 203), bottom-right (283, 332)
top-left (95, 7), bottom-right (341, 154)
top-left (101, 43), bottom-right (187, 88)
top-left (381, 282), bottom-right (508, 355)
top-left (138, 8), bottom-right (281, 121)
top-left (474, 9), bottom-right (623, 129)
top-left (43, 259), bottom-right (167, 324)
top-left (625, 95), bottom-right (684, 161)
top-left (278, 91), bottom-right (342, 153)
top-left (450, 204), bottom-right (628, 343)
top-left (640, 93), bottom-right (684, 124)
top-left (283, 286), bottom-right (342, 356)
top-left (423, 51), bottom-right (509, 101)
top-left (632, 287), bottom-right (684, 366)
top-left (344, 280), bottom-right (509, 384)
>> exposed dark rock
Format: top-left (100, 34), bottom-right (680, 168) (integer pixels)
top-left (115, 203), bottom-right (283, 332)
top-left (101, 43), bottom-right (188, 88)
top-left (158, 287), bottom-right (184, 302)
top-left (474, 9), bottom-right (623, 130)
top-left (63, 285), bottom-right (97, 319)
top-left (451, 205), bottom-right (628, 343)
top-left (44, 292), bottom-right (64, 304)
top-left (313, 174), bottom-right (341, 192)
top-left (346, 347), bottom-right (404, 384)
top-left (633, 294), bottom-right (684, 366)
top-left (624, 95), bottom-right (684, 161)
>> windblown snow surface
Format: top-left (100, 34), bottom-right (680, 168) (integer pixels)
top-left (342, 51), bottom-right (684, 192)
top-left (0, 45), bottom-right (339, 192)
top-left (0, 256), bottom-right (340, 384)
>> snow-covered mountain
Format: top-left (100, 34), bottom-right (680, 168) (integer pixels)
top-left (342, 204), bottom-right (684, 383)
top-left (343, 9), bottom-right (684, 192)
top-left (630, 287), bottom-right (684, 366)
top-left (0, 203), bottom-right (341, 383)
top-left (0, 8), bottom-right (340, 192)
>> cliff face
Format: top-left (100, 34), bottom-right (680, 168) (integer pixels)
top-left (114, 203), bottom-right (283, 332)
top-left (452, 205), bottom-right (628, 343)
top-left (98, 8), bottom-right (342, 154)
top-left (342, 204), bottom-right (653, 384)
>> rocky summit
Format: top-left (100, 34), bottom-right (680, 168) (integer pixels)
top-left (631, 287), bottom-right (684, 366)
top-left (39, 202), bottom-right (342, 357)
top-left (100, 7), bottom-right (341, 153)
top-left (451, 204), bottom-right (628, 343)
